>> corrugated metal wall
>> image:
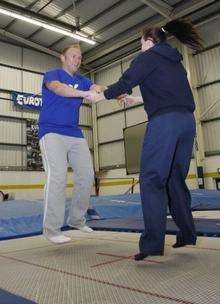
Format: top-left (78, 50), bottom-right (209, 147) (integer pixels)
top-left (94, 54), bottom-right (148, 170)
top-left (95, 63), bottom-right (125, 168)
top-left (194, 17), bottom-right (220, 155)
top-left (0, 41), bottom-right (93, 169)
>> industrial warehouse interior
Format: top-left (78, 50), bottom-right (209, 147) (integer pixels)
top-left (0, 0), bottom-right (220, 303)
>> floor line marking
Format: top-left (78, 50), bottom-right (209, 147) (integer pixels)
top-left (0, 253), bottom-right (197, 304)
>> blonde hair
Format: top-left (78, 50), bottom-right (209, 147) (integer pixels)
top-left (61, 44), bottom-right (81, 55)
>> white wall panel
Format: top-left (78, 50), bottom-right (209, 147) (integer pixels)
top-left (132, 85), bottom-right (142, 96)
top-left (122, 56), bottom-right (135, 71)
top-left (192, 19), bottom-right (220, 159)
top-left (82, 129), bottom-right (93, 149)
top-left (203, 121), bottom-right (220, 153)
top-left (0, 43), bottom-right (70, 171)
top-left (0, 42), bottom-right (22, 67)
top-left (79, 105), bottom-right (92, 125)
top-left (0, 118), bottom-right (26, 144)
top-left (194, 47), bottom-right (220, 85)
top-left (22, 72), bottom-right (43, 94)
top-left (98, 113), bottom-right (125, 143)
top-left (95, 63), bottom-right (121, 86)
top-left (0, 99), bottom-right (21, 118)
top-left (125, 106), bottom-right (146, 127)
top-left (168, 37), bottom-right (181, 49)
top-left (95, 56), bottom-right (143, 117)
top-left (95, 64), bottom-right (122, 115)
top-left (96, 100), bottom-right (121, 116)
top-left (23, 48), bottom-right (59, 73)
top-left (0, 145), bottom-right (26, 167)
top-left (21, 110), bottom-right (39, 120)
top-left (0, 98), bottom-right (39, 119)
top-left (0, 92), bottom-right (10, 99)
top-left (0, 66), bottom-right (22, 91)
top-left (198, 83), bottom-right (220, 118)
top-left (99, 141), bottom-right (125, 168)
top-left (122, 56), bottom-right (142, 97)
top-left (199, 18), bottom-right (220, 47)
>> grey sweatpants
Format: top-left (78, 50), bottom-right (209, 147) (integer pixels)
top-left (40, 133), bottom-right (94, 234)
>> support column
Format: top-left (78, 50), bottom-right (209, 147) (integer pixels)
top-left (90, 72), bottom-right (100, 173)
top-left (182, 45), bottom-right (205, 188)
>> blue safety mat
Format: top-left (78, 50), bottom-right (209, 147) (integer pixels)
top-left (0, 189), bottom-right (219, 240)
top-left (90, 189), bottom-right (220, 211)
top-left (0, 288), bottom-right (37, 304)
top-left (88, 218), bottom-right (220, 237)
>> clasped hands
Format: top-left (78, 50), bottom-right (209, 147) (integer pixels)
top-left (84, 84), bottom-right (106, 103)
top-left (84, 84), bottom-right (141, 106)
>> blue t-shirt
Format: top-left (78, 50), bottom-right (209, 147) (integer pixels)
top-left (38, 68), bottom-right (92, 139)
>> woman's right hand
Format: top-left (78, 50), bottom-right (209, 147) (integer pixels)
top-left (125, 95), bottom-right (143, 105)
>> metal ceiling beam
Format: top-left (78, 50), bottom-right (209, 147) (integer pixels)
top-left (141, 0), bottom-right (173, 20)
top-left (54, 4), bottom-right (73, 19)
top-left (93, 4), bottom-right (146, 38)
top-left (37, 0), bottom-right (54, 13)
top-left (90, 9), bottom-right (220, 72)
top-left (0, 0), bottom-right (91, 42)
top-left (80, 0), bottom-right (127, 29)
top-left (193, 8), bottom-right (220, 27)
top-left (53, 0), bottom-right (85, 19)
top-left (83, 14), bottom-right (162, 64)
top-left (28, 0), bottom-right (95, 48)
top-left (89, 40), bottom-right (140, 70)
top-left (27, 0), bottom-right (57, 39)
top-left (27, 28), bottom-right (45, 40)
top-left (47, 1), bottom-right (130, 48)
top-left (88, 9), bottom-right (220, 73)
top-left (8, 0), bottom-right (28, 6)
top-left (3, 0), bottom-right (42, 31)
top-left (172, 0), bottom-right (215, 17)
top-left (184, 0), bottom-right (218, 19)
top-left (83, 0), bottom-right (216, 64)
top-left (27, 0), bottom-right (41, 10)
top-left (27, 1), bottom-right (72, 39)
top-left (0, 28), bottom-right (92, 71)
top-left (48, 36), bottom-right (67, 49)
top-left (0, 0), bottom-right (78, 32)
top-left (26, 0), bottom-right (89, 40)
top-left (0, 28), bottom-right (60, 57)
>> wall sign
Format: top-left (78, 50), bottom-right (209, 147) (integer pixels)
top-left (11, 91), bottom-right (42, 111)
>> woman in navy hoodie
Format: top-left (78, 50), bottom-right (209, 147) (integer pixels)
top-left (88, 19), bottom-right (202, 260)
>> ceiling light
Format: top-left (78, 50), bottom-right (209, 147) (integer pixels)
top-left (0, 7), bottom-right (96, 45)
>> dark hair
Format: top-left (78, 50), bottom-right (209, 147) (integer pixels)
top-left (142, 18), bottom-right (203, 50)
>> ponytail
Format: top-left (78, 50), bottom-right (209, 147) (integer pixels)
top-left (163, 19), bottom-right (203, 50)
top-left (142, 18), bottom-right (203, 51)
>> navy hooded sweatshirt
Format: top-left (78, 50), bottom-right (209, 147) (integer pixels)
top-left (104, 42), bottom-right (195, 119)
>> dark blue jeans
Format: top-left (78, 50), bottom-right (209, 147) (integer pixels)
top-left (139, 111), bottom-right (196, 254)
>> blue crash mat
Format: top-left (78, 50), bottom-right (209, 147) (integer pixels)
top-left (88, 217), bottom-right (220, 237)
top-left (0, 189), bottom-right (220, 240)
top-left (0, 288), bottom-right (37, 304)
